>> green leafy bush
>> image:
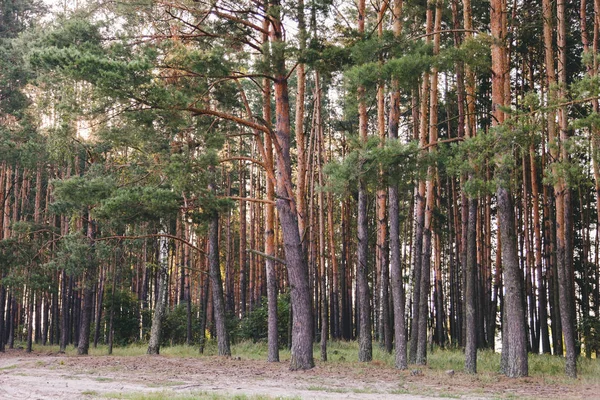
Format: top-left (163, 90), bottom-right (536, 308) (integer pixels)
top-left (161, 303), bottom-right (202, 346)
top-left (234, 293), bottom-right (290, 348)
top-left (103, 289), bottom-right (140, 346)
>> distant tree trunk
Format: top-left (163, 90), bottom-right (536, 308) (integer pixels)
top-left (78, 217), bottom-right (96, 355)
top-left (147, 233), bottom-right (169, 355)
top-left (208, 206), bottom-right (231, 356)
top-left (26, 290), bottom-right (33, 353)
top-left (199, 243), bottom-right (210, 354)
top-left (340, 200), bottom-right (352, 340)
top-left (60, 270), bottom-right (69, 353)
top-left (0, 164), bottom-right (4, 352)
top-left (327, 191), bottom-right (340, 340)
top-left (316, 72), bottom-right (328, 362)
top-left (0, 284), bottom-right (4, 352)
top-left (7, 295), bottom-right (15, 349)
top-left (42, 292), bottom-right (49, 345)
top-left (93, 267), bottom-right (104, 348)
top-left (108, 260), bottom-right (116, 355)
top-left (239, 163), bottom-right (248, 318)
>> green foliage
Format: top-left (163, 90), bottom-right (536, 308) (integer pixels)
top-left (345, 40), bottom-right (433, 92)
top-left (44, 232), bottom-right (110, 277)
top-left (324, 137), bottom-right (420, 196)
top-left (51, 175), bottom-right (116, 213)
top-left (303, 40), bottom-right (352, 77)
top-left (161, 303), bottom-right (202, 346)
top-left (580, 316), bottom-right (600, 355)
top-left (95, 186), bottom-right (181, 226)
top-left (103, 289), bottom-right (141, 346)
top-left (234, 293), bottom-right (290, 347)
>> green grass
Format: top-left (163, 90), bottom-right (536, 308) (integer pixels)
top-left (24, 339), bottom-right (600, 381)
top-left (103, 391), bottom-right (300, 400)
top-left (306, 385), bottom-right (347, 393)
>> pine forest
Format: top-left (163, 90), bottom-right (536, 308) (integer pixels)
top-left (2, 0), bottom-right (600, 384)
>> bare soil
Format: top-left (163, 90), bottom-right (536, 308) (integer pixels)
top-left (0, 349), bottom-right (597, 399)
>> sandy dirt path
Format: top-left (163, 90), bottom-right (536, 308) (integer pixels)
top-left (0, 349), bottom-right (596, 399)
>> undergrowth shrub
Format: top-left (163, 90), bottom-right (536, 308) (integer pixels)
top-left (102, 289), bottom-right (140, 346)
top-left (233, 293), bottom-right (290, 347)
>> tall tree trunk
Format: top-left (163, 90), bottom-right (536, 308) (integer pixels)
top-left (263, 15), bottom-right (279, 362)
top-left (375, 0), bottom-right (391, 354)
top-left (388, 0), bottom-right (407, 370)
top-left (315, 71), bottom-right (328, 362)
top-left (556, 0), bottom-right (577, 378)
top-left (410, 5), bottom-right (433, 364)
top-left (296, 0), bottom-right (308, 252)
top-left (491, 0), bottom-right (528, 377)
top-left (269, 0), bottom-right (314, 370)
top-left (356, 0), bottom-right (372, 363)
top-left (416, 0), bottom-right (441, 365)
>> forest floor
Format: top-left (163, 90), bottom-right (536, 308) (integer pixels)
top-left (0, 347), bottom-right (598, 400)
